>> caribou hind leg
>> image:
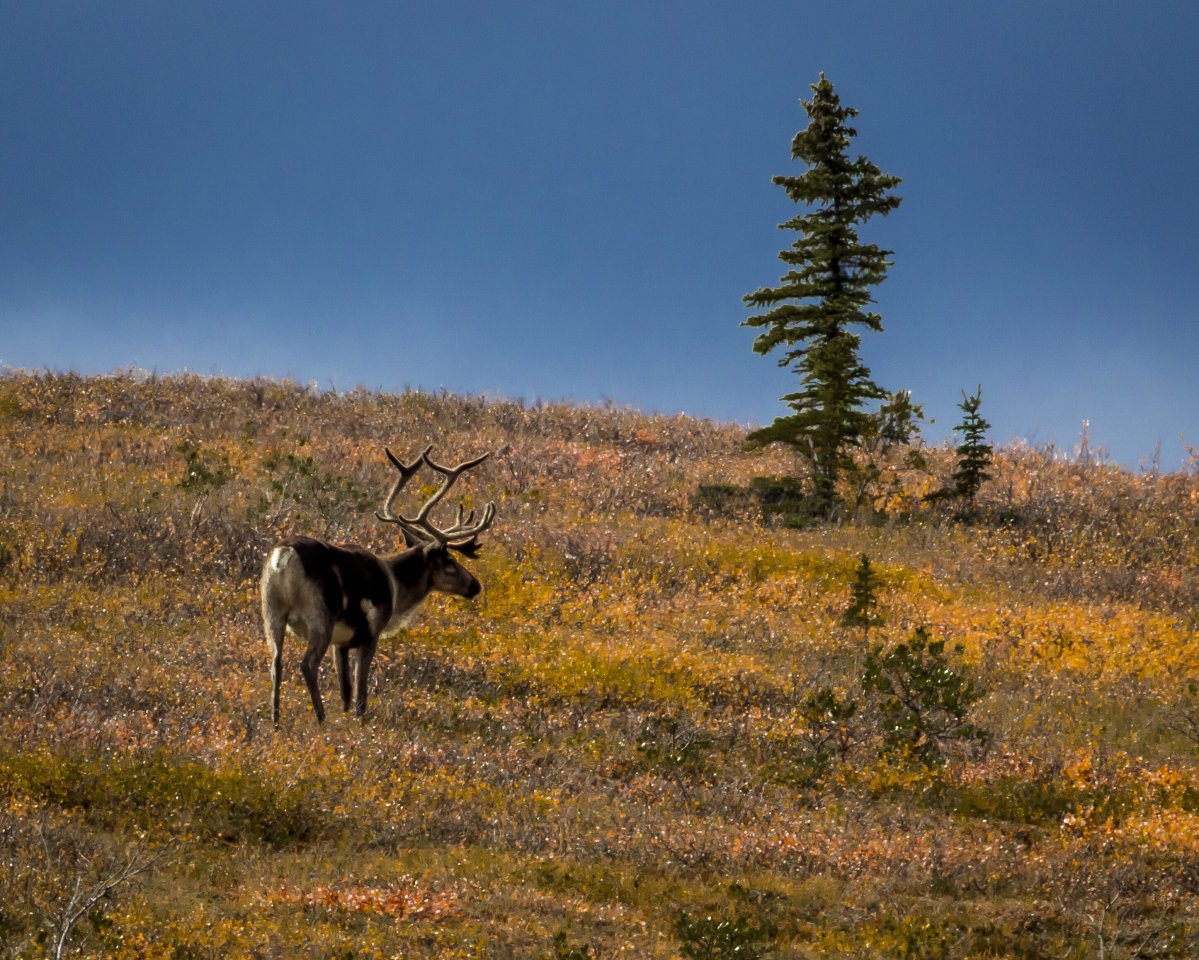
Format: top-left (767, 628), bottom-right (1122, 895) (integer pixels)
top-left (262, 599), bottom-right (288, 726)
top-left (299, 624), bottom-right (333, 724)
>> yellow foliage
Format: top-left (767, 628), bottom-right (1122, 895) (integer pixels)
top-left (3, 370), bottom-right (1199, 957)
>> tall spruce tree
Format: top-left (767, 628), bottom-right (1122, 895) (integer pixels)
top-left (744, 74), bottom-right (902, 515)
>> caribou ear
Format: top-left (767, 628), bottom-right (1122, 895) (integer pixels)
top-left (447, 539), bottom-right (483, 559)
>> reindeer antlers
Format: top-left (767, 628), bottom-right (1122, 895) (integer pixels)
top-left (376, 445), bottom-right (496, 554)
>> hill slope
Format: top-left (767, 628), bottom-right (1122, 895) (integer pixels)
top-left (1, 370), bottom-right (1198, 958)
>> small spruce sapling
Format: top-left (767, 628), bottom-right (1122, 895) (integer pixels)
top-left (939, 386), bottom-right (993, 510)
top-left (841, 553), bottom-right (884, 633)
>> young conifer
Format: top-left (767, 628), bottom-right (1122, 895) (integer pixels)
top-left (743, 74), bottom-right (903, 516)
top-left (947, 386), bottom-right (993, 506)
top-left (842, 553), bottom-right (884, 632)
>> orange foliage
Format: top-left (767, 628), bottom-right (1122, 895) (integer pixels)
top-left (2, 369), bottom-right (1199, 957)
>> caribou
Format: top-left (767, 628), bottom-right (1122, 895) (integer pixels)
top-left (260, 445), bottom-right (496, 725)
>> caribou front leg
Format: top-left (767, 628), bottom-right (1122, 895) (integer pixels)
top-left (354, 638), bottom-right (378, 717)
top-left (334, 645), bottom-right (353, 714)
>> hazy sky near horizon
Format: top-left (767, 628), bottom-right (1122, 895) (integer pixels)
top-left (2, 1), bottom-right (1197, 468)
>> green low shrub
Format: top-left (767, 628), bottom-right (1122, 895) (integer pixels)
top-left (861, 627), bottom-right (988, 766)
top-left (0, 747), bottom-right (318, 846)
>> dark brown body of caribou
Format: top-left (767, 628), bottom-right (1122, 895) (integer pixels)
top-left (260, 446), bottom-right (495, 724)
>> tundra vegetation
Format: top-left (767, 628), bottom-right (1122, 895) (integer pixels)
top-left (2, 369), bottom-right (1199, 957)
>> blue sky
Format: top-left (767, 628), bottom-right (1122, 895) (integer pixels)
top-left (2, 1), bottom-right (1197, 468)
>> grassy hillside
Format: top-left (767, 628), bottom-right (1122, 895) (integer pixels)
top-left (2, 369), bottom-right (1198, 958)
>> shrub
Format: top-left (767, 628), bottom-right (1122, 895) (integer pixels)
top-left (0, 748), bottom-right (319, 847)
top-left (927, 774), bottom-right (1131, 826)
top-left (0, 801), bottom-right (160, 960)
top-left (635, 711), bottom-right (710, 771)
top-left (674, 909), bottom-right (775, 960)
top-left (748, 475), bottom-right (819, 527)
top-left (796, 686), bottom-right (860, 776)
top-left (176, 440), bottom-right (233, 491)
top-left (692, 483), bottom-right (755, 521)
top-left (551, 930), bottom-right (595, 959)
top-left (861, 627), bottom-right (988, 765)
top-left (258, 447), bottom-right (374, 528)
